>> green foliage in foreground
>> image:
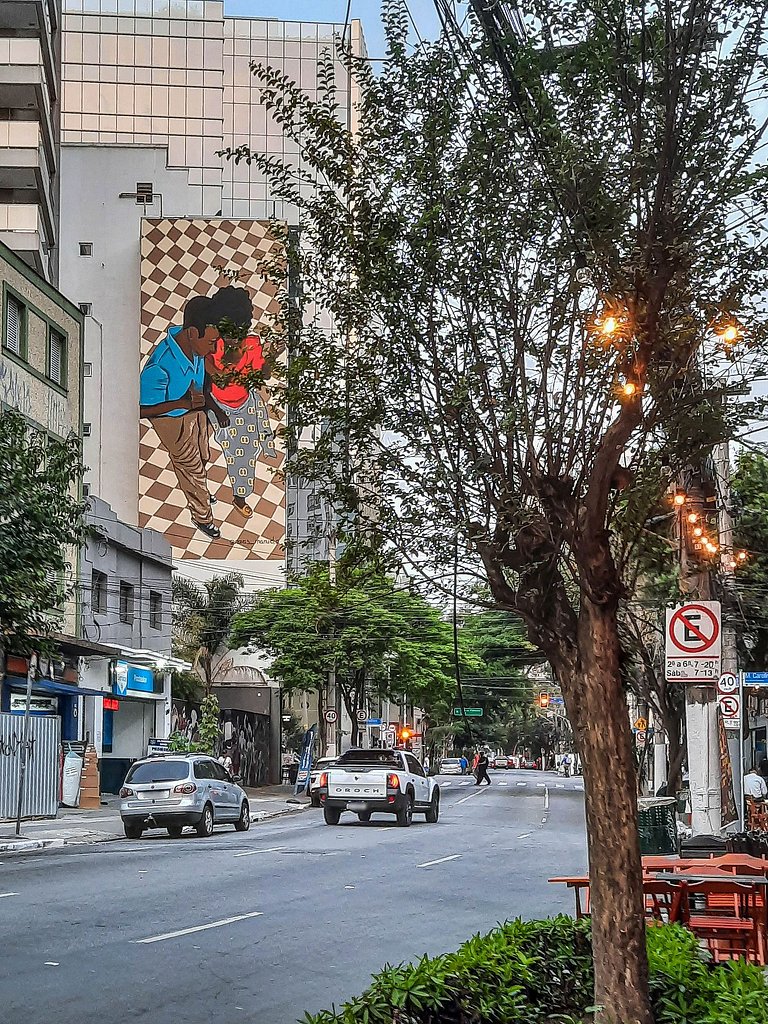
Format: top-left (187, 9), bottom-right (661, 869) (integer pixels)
top-left (301, 918), bottom-right (768, 1024)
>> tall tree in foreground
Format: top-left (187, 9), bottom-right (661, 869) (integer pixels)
top-left (0, 410), bottom-right (86, 656)
top-left (227, 3), bottom-right (768, 1020)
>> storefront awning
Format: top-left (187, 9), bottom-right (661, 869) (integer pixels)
top-left (6, 677), bottom-right (160, 703)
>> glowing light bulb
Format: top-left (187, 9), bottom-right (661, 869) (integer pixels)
top-left (693, 526), bottom-right (703, 538)
top-left (738, 550), bottom-right (748, 561)
top-left (602, 316), bottom-right (618, 335)
top-left (721, 325), bottom-right (738, 344)
top-left (622, 381), bottom-right (637, 397)
top-left (687, 512), bottom-right (698, 524)
top-left (673, 491), bottom-right (686, 507)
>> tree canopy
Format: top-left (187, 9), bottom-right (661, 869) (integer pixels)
top-left (733, 453), bottom-right (768, 670)
top-left (172, 572), bottom-right (245, 694)
top-left (230, 560), bottom-right (479, 747)
top-left (226, 3), bottom-right (768, 1019)
top-left (0, 410), bottom-right (87, 656)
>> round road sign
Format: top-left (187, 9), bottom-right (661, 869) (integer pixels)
top-left (717, 672), bottom-right (738, 694)
top-left (719, 695), bottom-right (740, 719)
top-left (356, 710), bottom-right (367, 723)
top-left (324, 709), bottom-right (338, 724)
top-left (669, 604), bottom-right (720, 654)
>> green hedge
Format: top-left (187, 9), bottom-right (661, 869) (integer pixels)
top-left (301, 917), bottom-right (768, 1024)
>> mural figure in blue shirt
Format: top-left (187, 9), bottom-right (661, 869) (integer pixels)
top-left (139, 295), bottom-right (222, 540)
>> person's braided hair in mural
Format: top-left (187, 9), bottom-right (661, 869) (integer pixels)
top-left (207, 285), bottom-right (278, 520)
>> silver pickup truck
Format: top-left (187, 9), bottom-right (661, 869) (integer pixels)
top-left (317, 748), bottom-right (440, 827)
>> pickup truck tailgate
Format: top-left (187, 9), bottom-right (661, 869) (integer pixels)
top-left (327, 768), bottom-right (388, 798)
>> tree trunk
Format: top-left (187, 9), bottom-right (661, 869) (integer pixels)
top-left (569, 597), bottom-right (652, 1024)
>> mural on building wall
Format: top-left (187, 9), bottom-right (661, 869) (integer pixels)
top-left (139, 218), bottom-right (285, 560)
top-left (170, 699), bottom-right (270, 789)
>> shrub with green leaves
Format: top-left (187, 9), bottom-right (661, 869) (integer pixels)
top-left (301, 919), bottom-right (768, 1024)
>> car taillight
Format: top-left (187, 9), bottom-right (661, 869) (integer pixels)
top-left (387, 774), bottom-right (400, 790)
top-left (320, 772), bottom-right (328, 788)
top-left (173, 782), bottom-right (197, 795)
top-left (119, 787), bottom-right (134, 798)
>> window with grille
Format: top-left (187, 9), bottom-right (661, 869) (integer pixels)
top-left (119, 581), bottom-right (134, 624)
top-left (149, 591), bottom-right (163, 630)
top-left (48, 329), bottom-right (66, 386)
top-left (92, 569), bottom-right (107, 616)
top-left (4, 294), bottom-right (24, 356)
top-left (79, 242), bottom-right (93, 257)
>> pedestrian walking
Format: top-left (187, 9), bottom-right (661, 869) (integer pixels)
top-left (459, 754), bottom-right (468, 775)
top-left (474, 751), bottom-right (491, 786)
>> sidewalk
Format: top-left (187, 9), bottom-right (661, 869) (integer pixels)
top-left (0, 785), bottom-right (310, 855)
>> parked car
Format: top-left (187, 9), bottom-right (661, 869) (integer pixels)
top-left (119, 754), bottom-right (250, 839)
top-left (318, 748), bottom-right (440, 826)
top-left (439, 757), bottom-right (465, 775)
top-left (308, 756), bottom-right (337, 806)
top-left (494, 755), bottom-right (509, 770)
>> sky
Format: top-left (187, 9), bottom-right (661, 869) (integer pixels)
top-left (223, 0), bottom-right (442, 59)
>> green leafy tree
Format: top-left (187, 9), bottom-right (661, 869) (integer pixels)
top-left (230, 561), bottom-right (476, 752)
top-left (172, 573), bottom-right (245, 695)
top-left (0, 410), bottom-right (87, 656)
top-left (226, 4), bottom-right (768, 1019)
top-left (197, 693), bottom-right (221, 756)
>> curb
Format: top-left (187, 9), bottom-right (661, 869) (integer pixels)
top-left (0, 803), bottom-right (312, 855)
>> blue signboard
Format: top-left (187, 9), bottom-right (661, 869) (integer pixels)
top-left (113, 661), bottom-right (156, 695)
top-left (366, 718), bottom-right (382, 725)
top-left (294, 724), bottom-right (316, 796)
top-left (745, 672), bottom-right (768, 686)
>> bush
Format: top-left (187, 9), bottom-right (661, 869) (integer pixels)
top-left (301, 918), bottom-right (768, 1024)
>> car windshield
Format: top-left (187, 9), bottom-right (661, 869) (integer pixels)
top-left (441, 759), bottom-right (460, 765)
top-left (124, 760), bottom-right (190, 784)
top-left (336, 749), bottom-right (402, 768)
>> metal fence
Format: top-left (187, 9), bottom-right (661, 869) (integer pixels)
top-left (0, 713), bottom-right (60, 819)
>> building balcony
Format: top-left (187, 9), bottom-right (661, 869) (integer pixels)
top-left (0, 202), bottom-right (50, 279)
top-left (0, 38), bottom-right (56, 165)
top-left (0, 121), bottom-right (56, 243)
top-left (0, 2), bottom-right (57, 101)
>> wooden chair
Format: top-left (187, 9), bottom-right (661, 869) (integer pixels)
top-left (684, 880), bottom-right (763, 963)
top-left (642, 880), bottom-right (687, 926)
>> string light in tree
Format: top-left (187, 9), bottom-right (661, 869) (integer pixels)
top-left (673, 490), bottom-right (687, 508)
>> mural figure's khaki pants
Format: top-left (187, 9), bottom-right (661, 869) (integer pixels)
top-left (153, 410), bottom-right (213, 526)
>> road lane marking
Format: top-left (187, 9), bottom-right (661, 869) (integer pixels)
top-left (498, 782), bottom-right (508, 787)
top-left (556, 784), bottom-right (564, 788)
top-left (517, 833), bottom-right (532, 839)
top-left (418, 854), bottom-right (461, 868)
top-left (460, 781), bottom-right (472, 787)
top-left (456, 791), bottom-right (482, 805)
top-left (135, 911), bottom-right (264, 944)
top-left (536, 783), bottom-right (545, 788)
top-left (442, 781), bottom-right (452, 786)
top-left (516, 782), bottom-right (527, 787)
top-left (544, 787), bottom-right (550, 812)
top-left (0, 892), bottom-right (19, 899)
top-left (234, 846), bottom-right (286, 858)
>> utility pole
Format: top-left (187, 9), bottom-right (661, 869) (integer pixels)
top-left (715, 440), bottom-right (742, 830)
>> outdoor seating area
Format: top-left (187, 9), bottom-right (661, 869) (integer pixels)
top-left (550, 853), bottom-right (768, 964)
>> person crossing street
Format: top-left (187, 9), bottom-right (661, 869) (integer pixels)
top-left (474, 751), bottom-right (492, 786)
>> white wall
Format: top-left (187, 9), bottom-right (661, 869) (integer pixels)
top-left (58, 144), bottom-right (222, 523)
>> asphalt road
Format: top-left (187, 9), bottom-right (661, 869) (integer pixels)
top-left (0, 770), bottom-right (586, 1024)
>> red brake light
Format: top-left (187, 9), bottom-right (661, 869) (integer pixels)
top-left (387, 774), bottom-right (400, 790)
top-left (119, 787), bottom-right (134, 798)
top-left (319, 772), bottom-right (328, 788)
top-left (173, 782), bottom-right (197, 795)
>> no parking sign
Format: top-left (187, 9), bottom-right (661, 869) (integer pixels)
top-left (665, 602), bottom-right (721, 682)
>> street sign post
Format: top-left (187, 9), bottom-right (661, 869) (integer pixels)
top-left (665, 601), bottom-right (721, 682)
top-left (718, 692), bottom-right (741, 730)
top-left (633, 717), bottom-right (647, 732)
top-left (452, 707), bottom-right (483, 717)
top-left (356, 710), bottom-right (367, 723)
top-left (745, 671), bottom-right (768, 686)
top-left (323, 709), bottom-right (338, 724)
top-left (717, 672), bottom-right (738, 694)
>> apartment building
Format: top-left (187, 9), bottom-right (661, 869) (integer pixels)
top-left (0, 0), bottom-right (61, 282)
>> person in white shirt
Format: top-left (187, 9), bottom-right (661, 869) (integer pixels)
top-left (743, 767), bottom-right (767, 800)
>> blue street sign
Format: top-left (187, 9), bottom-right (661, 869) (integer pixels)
top-left (745, 672), bottom-right (768, 686)
top-left (365, 718), bottom-right (382, 725)
top-left (549, 697), bottom-right (565, 706)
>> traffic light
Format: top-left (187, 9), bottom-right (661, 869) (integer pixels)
top-left (538, 693), bottom-right (550, 709)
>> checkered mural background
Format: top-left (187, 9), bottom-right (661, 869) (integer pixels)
top-left (139, 218), bottom-right (285, 561)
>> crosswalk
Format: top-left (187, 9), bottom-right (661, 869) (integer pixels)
top-left (440, 778), bottom-right (583, 791)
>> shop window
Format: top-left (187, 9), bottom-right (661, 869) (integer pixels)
top-left (3, 292), bottom-right (26, 358)
top-left (119, 580), bottom-right (134, 624)
top-left (92, 569), bottom-right (106, 615)
top-left (149, 590), bottom-right (162, 630)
